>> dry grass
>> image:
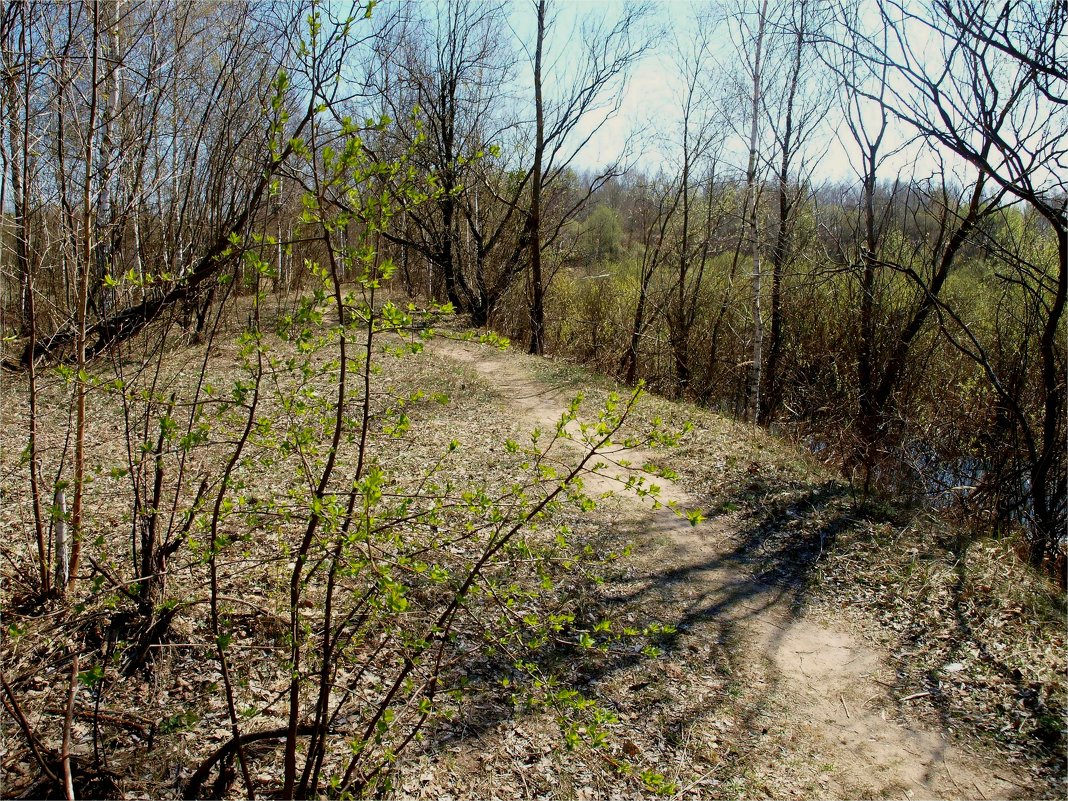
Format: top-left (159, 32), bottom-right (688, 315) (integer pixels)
top-left (1, 312), bottom-right (1064, 799)
top-left (515, 350), bottom-right (1068, 797)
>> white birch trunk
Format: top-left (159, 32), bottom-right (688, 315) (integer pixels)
top-left (745, 0), bottom-right (769, 424)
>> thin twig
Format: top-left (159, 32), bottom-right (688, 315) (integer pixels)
top-left (839, 694), bottom-right (851, 719)
top-left (44, 706), bottom-right (152, 737)
top-left (1, 671), bottom-right (58, 782)
top-left (992, 772), bottom-right (1026, 787)
top-left (82, 553), bottom-right (140, 602)
top-left (943, 759), bottom-right (962, 791)
top-left (901, 691), bottom-right (930, 702)
top-left (62, 652), bottom-right (80, 801)
top-left (149, 642), bottom-right (284, 650)
top-left (671, 764), bottom-right (719, 801)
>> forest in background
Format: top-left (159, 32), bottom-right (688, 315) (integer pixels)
top-left (4, 0), bottom-right (1061, 574)
top-left (0, 0), bottom-right (1064, 796)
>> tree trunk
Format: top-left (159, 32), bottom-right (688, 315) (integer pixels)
top-left (69, 2), bottom-right (103, 593)
top-left (762, 3), bottom-right (805, 424)
top-left (856, 167), bottom-right (880, 491)
top-left (4, 4), bottom-right (49, 592)
top-left (672, 114), bottom-right (692, 398)
top-left (1029, 223), bottom-right (1067, 568)
top-left (527, 0), bottom-right (546, 355)
top-left (91, 0), bottom-right (119, 318)
top-left (624, 269), bottom-right (650, 385)
top-left (744, 0), bottom-right (768, 424)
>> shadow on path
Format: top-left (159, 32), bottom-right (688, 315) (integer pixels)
top-left (413, 340), bottom-right (1036, 799)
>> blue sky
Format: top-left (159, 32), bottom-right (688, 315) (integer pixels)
top-left (506, 0), bottom-right (972, 187)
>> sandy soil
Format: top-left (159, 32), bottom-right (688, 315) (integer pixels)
top-left (431, 338), bottom-right (1032, 800)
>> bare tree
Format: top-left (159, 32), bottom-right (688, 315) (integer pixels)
top-left (523, 0), bottom-right (651, 354)
top-left (833, 0), bottom-right (1066, 561)
top-left (369, 0), bottom-right (521, 323)
top-left (661, 11), bottom-right (728, 399)
top-left (759, 0), bottom-right (829, 422)
top-left (822, 0), bottom-right (900, 488)
top-left (736, 0), bottom-right (770, 422)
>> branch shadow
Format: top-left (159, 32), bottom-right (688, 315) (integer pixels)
top-left (406, 458), bottom-right (1056, 798)
top-left (411, 477), bottom-right (872, 790)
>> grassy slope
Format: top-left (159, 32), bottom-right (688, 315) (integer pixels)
top-left (524, 350), bottom-right (1066, 792)
top-left (0, 318), bottom-right (1063, 798)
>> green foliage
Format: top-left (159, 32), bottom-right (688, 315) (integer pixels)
top-left (578, 204), bottom-right (625, 265)
top-left (76, 663), bottom-right (105, 688)
top-left (110, 92), bottom-right (694, 798)
top-left (640, 769), bottom-right (678, 796)
top-left (159, 711), bottom-right (202, 734)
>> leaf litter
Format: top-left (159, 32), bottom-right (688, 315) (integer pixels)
top-left (0, 318), bottom-right (1063, 799)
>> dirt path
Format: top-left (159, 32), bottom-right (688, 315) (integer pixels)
top-left (435, 339), bottom-right (1030, 800)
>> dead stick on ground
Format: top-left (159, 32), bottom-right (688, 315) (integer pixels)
top-left (62, 652), bottom-right (79, 801)
top-left (839, 694), bottom-right (851, 719)
top-left (901, 691), bottom-right (930, 702)
top-left (943, 759), bottom-right (962, 791)
top-left (1, 671), bottom-right (58, 782)
top-left (993, 772), bottom-right (1026, 787)
top-left (671, 765), bottom-right (718, 800)
top-left (973, 780), bottom-right (988, 799)
top-left (44, 706), bottom-right (152, 736)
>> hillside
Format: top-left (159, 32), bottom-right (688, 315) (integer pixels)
top-left (1, 322), bottom-right (1063, 800)
top-left (2, 2), bottom-right (1064, 798)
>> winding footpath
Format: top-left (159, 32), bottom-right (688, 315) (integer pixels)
top-left (435, 339), bottom-right (1032, 800)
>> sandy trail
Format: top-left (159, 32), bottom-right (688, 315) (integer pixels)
top-left (434, 339), bottom-right (1028, 800)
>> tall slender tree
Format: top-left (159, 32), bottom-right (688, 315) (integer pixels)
top-left (522, 0), bottom-right (651, 354)
top-left (740, 0), bottom-right (769, 422)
